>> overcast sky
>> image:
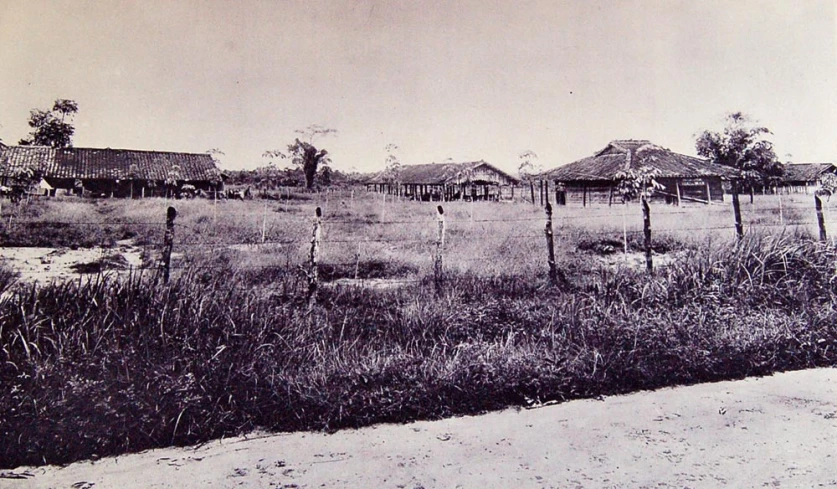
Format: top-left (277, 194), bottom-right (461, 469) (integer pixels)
top-left (1, 0), bottom-right (835, 174)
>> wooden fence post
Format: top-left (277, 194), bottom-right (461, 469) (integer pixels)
top-left (778, 192), bottom-right (784, 226)
top-left (307, 206), bottom-right (322, 309)
top-left (544, 203), bottom-right (558, 285)
top-left (162, 206), bottom-right (177, 283)
top-left (529, 181), bottom-right (536, 205)
top-left (470, 198), bottom-right (475, 226)
top-left (622, 202), bottom-right (629, 257)
top-left (261, 200), bottom-right (268, 243)
top-left (731, 183), bottom-right (743, 240)
top-left (434, 205), bottom-right (446, 296)
top-left (815, 194), bottom-right (827, 242)
top-left (642, 195), bottom-right (653, 273)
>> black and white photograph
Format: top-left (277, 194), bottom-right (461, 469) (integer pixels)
top-left (1, 1), bottom-right (836, 487)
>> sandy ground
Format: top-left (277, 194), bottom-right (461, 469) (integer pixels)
top-left (0, 241), bottom-right (145, 284)
top-left (3, 368), bottom-right (836, 488)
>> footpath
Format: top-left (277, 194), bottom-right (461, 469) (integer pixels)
top-left (4, 368), bottom-right (836, 488)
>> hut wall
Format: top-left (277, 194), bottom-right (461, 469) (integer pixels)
top-left (781, 181), bottom-right (817, 194)
top-left (561, 177), bottom-right (725, 206)
top-left (708, 179), bottom-right (724, 202)
top-left (563, 182), bottom-right (613, 206)
top-left (652, 178), bottom-right (724, 204)
top-left (672, 178), bottom-right (724, 203)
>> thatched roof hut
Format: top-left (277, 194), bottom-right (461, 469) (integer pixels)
top-left (780, 163), bottom-right (836, 193)
top-left (541, 140), bottom-right (737, 206)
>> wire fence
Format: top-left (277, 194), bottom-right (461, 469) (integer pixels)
top-left (1, 191), bottom-right (836, 287)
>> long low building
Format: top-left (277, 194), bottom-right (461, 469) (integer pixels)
top-left (0, 144), bottom-right (223, 197)
top-left (780, 163), bottom-right (836, 194)
top-left (540, 140), bottom-right (738, 206)
top-left (365, 160), bottom-right (519, 201)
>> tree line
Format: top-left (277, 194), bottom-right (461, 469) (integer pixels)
top-left (3, 101), bottom-right (827, 199)
top-left (3, 100), bottom-right (350, 191)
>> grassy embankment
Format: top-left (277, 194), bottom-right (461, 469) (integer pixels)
top-left (0, 190), bottom-right (835, 468)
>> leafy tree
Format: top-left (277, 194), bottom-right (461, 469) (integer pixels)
top-left (320, 166), bottom-right (333, 186)
top-left (10, 166), bottom-right (44, 203)
top-left (19, 99), bottom-right (79, 148)
top-left (126, 163), bottom-right (141, 199)
top-left (614, 167), bottom-right (663, 203)
top-left (205, 148), bottom-right (225, 192)
top-left (264, 125), bottom-right (336, 190)
top-left (817, 173), bottom-right (837, 201)
top-left (517, 150), bottom-right (542, 180)
top-left (695, 112), bottom-right (783, 201)
top-left (382, 143), bottom-right (401, 183)
top-left (164, 164), bottom-right (182, 198)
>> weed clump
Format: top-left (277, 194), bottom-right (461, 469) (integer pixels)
top-left (0, 194), bottom-right (836, 469)
top-left (576, 231), bottom-right (683, 255)
top-left (1, 232), bottom-right (836, 468)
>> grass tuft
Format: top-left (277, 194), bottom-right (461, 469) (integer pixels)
top-left (1, 192), bottom-right (836, 468)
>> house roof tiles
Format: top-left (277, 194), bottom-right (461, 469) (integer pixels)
top-left (782, 163), bottom-right (835, 183)
top-left (0, 145), bottom-right (221, 182)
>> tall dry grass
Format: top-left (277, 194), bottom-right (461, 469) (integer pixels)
top-left (1, 190), bottom-right (836, 468)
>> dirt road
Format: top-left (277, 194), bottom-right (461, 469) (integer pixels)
top-left (4, 368), bottom-right (836, 488)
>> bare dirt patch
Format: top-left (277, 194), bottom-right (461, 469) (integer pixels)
top-left (5, 368), bottom-right (835, 488)
top-left (0, 239), bottom-right (144, 283)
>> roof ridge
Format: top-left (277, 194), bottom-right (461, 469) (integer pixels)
top-left (63, 146), bottom-right (213, 158)
top-left (611, 138), bottom-right (651, 144)
top-left (5, 144), bottom-right (212, 158)
top-left (543, 140), bottom-right (739, 181)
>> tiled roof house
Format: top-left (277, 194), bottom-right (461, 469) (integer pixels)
top-left (0, 145), bottom-right (222, 197)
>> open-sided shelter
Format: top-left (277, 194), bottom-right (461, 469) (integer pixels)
top-left (541, 140), bottom-right (738, 206)
top-left (365, 160), bottom-right (519, 201)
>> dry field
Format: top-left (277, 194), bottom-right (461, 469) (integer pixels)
top-left (0, 188), bottom-right (836, 470)
top-left (2, 189), bottom-right (834, 284)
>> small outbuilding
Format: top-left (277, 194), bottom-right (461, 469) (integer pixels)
top-left (541, 140), bottom-right (738, 206)
top-left (366, 160), bottom-right (519, 201)
top-left (780, 163), bottom-right (836, 194)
